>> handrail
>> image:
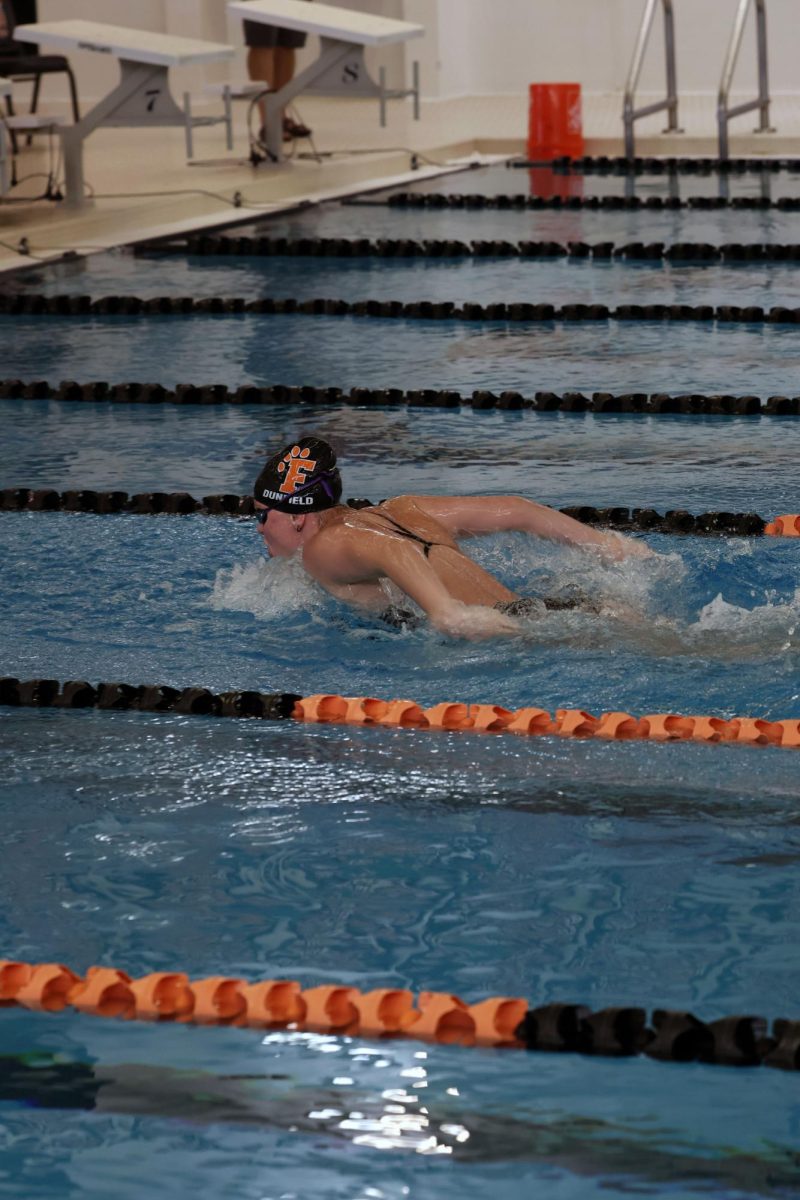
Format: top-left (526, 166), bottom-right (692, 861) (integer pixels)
top-left (718, 0), bottom-right (772, 160)
top-left (623, 0), bottom-right (680, 160)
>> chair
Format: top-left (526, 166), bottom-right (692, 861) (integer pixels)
top-left (0, 0), bottom-right (79, 151)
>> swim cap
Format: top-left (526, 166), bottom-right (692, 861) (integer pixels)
top-left (253, 436), bottom-right (342, 512)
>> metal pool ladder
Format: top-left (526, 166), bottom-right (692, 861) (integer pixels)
top-left (718, 0), bottom-right (773, 160)
top-left (623, 0), bottom-right (681, 160)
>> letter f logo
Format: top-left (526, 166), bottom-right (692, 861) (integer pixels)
top-left (278, 445), bottom-right (317, 494)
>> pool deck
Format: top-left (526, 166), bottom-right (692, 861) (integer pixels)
top-left (2, 89), bottom-right (800, 277)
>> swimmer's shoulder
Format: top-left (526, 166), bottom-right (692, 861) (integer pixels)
top-left (303, 507), bottom-right (368, 570)
top-left (304, 505), bottom-right (394, 587)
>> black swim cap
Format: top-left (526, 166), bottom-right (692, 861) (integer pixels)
top-left (253, 436), bottom-right (342, 513)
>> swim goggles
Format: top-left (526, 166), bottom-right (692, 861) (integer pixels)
top-left (255, 509), bottom-right (270, 528)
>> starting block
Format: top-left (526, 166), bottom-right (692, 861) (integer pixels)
top-left (12, 19), bottom-right (234, 207)
top-left (227, 0), bottom-right (424, 162)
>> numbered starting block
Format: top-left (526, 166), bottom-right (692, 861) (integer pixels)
top-left (228, 0), bottom-right (423, 162)
top-left (12, 20), bottom-right (234, 207)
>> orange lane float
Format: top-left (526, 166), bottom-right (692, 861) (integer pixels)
top-left (778, 720), bottom-right (800, 747)
top-left (240, 979), bottom-right (304, 1027)
top-left (0, 959), bottom-right (525, 1048)
top-left (130, 971), bottom-right (195, 1020)
top-left (291, 696), bottom-right (800, 750)
top-left (506, 707), bottom-right (556, 735)
top-left (764, 514), bottom-right (800, 537)
top-left (12, 963), bottom-right (79, 1012)
top-left (639, 714), bottom-right (695, 740)
top-left (469, 704), bottom-right (516, 732)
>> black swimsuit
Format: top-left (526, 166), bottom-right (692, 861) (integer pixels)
top-left (368, 510), bottom-right (443, 558)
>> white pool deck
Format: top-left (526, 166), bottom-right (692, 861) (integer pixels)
top-left (1, 88), bottom-right (800, 277)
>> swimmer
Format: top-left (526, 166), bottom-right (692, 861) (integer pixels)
top-left (253, 436), bottom-right (652, 639)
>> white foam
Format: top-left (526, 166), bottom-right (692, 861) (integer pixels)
top-left (605, 586), bottom-right (800, 660)
top-left (495, 543), bottom-right (800, 660)
top-left (209, 555), bottom-right (324, 620)
top-left (686, 588), bottom-right (800, 654)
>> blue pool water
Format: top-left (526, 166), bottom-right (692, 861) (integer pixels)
top-left (16, 250), bottom-right (800, 308)
top-left (3, 402), bottom-right (800, 511)
top-left (4, 315), bottom-right (800, 400)
top-left (2, 164), bottom-right (800, 1199)
top-left (243, 199), bottom-right (800, 243)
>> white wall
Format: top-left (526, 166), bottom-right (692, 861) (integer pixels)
top-left (405, 0), bottom-right (794, 100)
top-left (35, 0), bottom-right (229, 101)
top-left (18, 0), bottom-right (800, 106)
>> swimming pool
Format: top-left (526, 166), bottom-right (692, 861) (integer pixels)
top-left (2, 162), bottom-right (800, 1199)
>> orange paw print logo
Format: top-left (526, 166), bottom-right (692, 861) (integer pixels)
top-left (278, 445), bottom-right (317, 494)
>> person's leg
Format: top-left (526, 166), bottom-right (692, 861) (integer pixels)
top-left (274, 41), bottom-right (312, 138)
top-left (246, 46), bottom-right (277, 89)
top-left (248, 46), bottom-right (307, 140)
top-left (273, 47), bottom-right (296, 91)
top-left (247, 45), bottom-right (277, 134)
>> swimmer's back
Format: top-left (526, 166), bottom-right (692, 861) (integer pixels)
top-left (346, 496), bottom-right (461, 554)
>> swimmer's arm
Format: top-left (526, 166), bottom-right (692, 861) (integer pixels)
top-left (410, 495), bottom-right (652, 560)
top-left (302, 525), bottom-right (519, 639)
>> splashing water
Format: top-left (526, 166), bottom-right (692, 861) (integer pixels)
top-left (207, 537), bottom-right (800, 670)
top-left (686, 588), bottom-right (800, 657)
top-left (209, 555), bottom-right (325, 620)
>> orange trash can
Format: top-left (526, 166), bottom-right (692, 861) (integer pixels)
top-left (527, 83), bottom-right (584, 161)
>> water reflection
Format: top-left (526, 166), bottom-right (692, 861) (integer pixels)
top-left (1, 1050), bottom-right (799, 1193)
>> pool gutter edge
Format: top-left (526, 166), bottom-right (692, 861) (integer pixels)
top-left (0, 146), bottom-right (506, 280)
